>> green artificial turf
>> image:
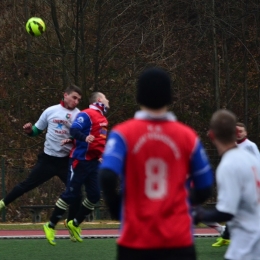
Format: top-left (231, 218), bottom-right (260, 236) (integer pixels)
top-left (196, 237), bottom-right (226, 260)
top-left (0, 237), bottom-right (226, 260)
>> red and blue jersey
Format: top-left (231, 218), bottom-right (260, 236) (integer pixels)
top-left (100, 111), bottom-right (213, 249)
top-left (70, 106), bottom-right (108, 160)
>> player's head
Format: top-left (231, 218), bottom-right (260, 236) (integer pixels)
top-left (89, 92), bottom-right (110, 109)
top-left (209, 109), bottom-right (237, 145)
top-left (136, 67), bottom-right (172, 109)
top-left (64, 84), bottom-right (82, 96)
top-left (63, 84), bottom-right (82, 109)
top-left (236, 122), bottom-right (247, 141)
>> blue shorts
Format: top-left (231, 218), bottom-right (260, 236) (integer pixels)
top-left (61, 158), bottom-right (100, 204)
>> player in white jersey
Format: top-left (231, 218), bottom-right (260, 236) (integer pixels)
top-left (193, 110), bottom-right (260, 260)
top-left (211, 122), bottom-right (260, 247)
top-left (0, 85), bottom-right (82, 230)
top-left (236, 122), bottom-right (260, 160)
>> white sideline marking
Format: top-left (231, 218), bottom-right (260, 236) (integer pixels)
top-left (0, 234), bottom-right (218, 239)
top-left (0, 235), bottom-right (119, 239)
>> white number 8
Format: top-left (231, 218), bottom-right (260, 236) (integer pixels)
top-left (145, 158), bottom-right (167, 199)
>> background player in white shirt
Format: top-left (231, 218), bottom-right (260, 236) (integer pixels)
top-left (236, 122), bottom-right (260, 160)
top-left (193, 109), bottom-right (260, 260)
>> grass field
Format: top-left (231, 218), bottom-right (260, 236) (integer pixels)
top-left (0, 237), bottom-right (226, 260)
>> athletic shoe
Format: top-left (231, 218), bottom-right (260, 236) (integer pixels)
top-left (67, 220), bottom-right (83, 242)
top-left (43, 223), bottom-right (56, 246)
top-left (212, 237), bottom-right (230, 247)
top-left (0, 200), bottom-right (5, 212)
top-left (64, 219), bottom-right (77, 242)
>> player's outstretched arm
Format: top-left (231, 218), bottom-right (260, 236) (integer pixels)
top-left (23, 123), bottom-right (43, 137)
top-left (193, 206), bottom-right (233, 224)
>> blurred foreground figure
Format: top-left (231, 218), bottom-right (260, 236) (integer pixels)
top-left (99, 67), bottom-right (213, 260)
top-left (193, 109), bottom-right (260, 260)
top-left (210, 121), bottom-right (260, 248)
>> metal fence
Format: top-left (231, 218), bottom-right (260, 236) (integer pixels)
top-left (0, 149), bottom-right (220, 222)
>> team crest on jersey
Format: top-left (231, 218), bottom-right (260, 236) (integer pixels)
top-left (77, 116), bottom-right (84, 123)
top-left (100, 127), bottom-right (107, 138)
top-left (66, 113), bottom-right (71, 119)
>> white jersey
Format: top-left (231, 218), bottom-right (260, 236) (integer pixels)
top-left (216, 148), bottom-right (260, 260)
top-left (35, 104), bottom-right (80, 157)
top-left (237, 138), bottom-right (260, 161)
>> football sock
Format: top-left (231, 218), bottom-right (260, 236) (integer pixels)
top-left (204, 222), bottom-right (224, 234)
top-left (74, 205), bottom-right (92, 225)
top-left (48, 222), bottom-right (55, 229)
top-left (67, 198), bottom-right (82, 222)
top-left (222, 225), bottom-right (230, 239)
top-left (73, 219), bottom-right (79, 227)
top-left (49, 203), bottom-right (67, 226)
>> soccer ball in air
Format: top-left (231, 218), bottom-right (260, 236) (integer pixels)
top-left (26, 17), bottom-right (46, 37)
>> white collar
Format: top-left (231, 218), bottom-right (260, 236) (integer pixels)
top-left (89, 104), bottom-right (103, 115)
top-left (134, 110), bottom-right (177, 121)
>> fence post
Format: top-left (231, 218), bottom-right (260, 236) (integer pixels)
top-left (95, 201), bottom-right (100, 220)
top-left (1, 157), bottom-right (6, 222)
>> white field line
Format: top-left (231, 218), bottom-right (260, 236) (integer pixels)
top-left (0, 234), bottom-right (218, 239)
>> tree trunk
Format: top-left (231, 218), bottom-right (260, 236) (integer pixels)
top-left (50, 0), bottom-right (69, 89)
top-left (212, 0), bottom-right (220, 109)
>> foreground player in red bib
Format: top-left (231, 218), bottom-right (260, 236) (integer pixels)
top-left (99, 67), bottom-right (214, 260)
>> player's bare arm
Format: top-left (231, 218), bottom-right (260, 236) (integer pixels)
top-left (61, 138), bottom-right (73, 146)
top-left (23, 122), bottom-right (33, 134)
top-left (85, 135), bottom-right (95, 143)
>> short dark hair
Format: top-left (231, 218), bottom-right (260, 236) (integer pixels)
top-left (210, 109), bottom-right (237, 144)
top-left (236, 122), bottom-right (247, 131)
top-left (136, 67), bottom-right (172, 109)
top-left (89, 92), bottom-right (102, 104)
top-left (65, 84), bottom-right (82, 96)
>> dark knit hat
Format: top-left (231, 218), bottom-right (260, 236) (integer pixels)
top-left (136, 67), bottom-right (172, 109)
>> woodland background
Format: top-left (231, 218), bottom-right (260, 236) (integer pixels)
top-left (1, 0), bottom-right (260, 221)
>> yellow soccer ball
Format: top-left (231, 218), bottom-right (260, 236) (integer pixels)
top-left (25, 17), bottom-right (46, 37)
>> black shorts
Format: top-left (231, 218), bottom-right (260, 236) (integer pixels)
top-left (19, 152), bottom-right (70, 190)
top-left (117, 244), bottom-right (197, 260)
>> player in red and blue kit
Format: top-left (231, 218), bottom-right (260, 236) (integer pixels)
top-left (99, 68), bottom-right (214, 260)
top-left (44, 92), bottom-right (109, 246)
